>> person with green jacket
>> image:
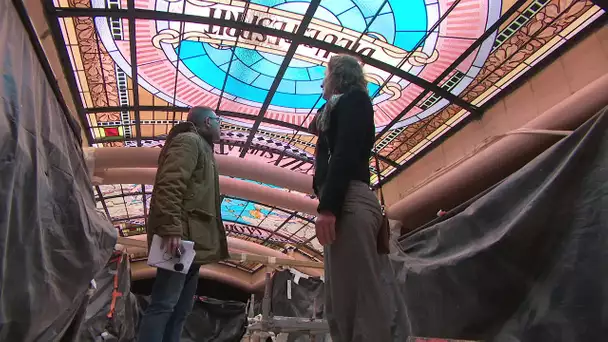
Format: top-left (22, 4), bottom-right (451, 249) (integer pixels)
top-left (137, 106), bottom-right (229, 342)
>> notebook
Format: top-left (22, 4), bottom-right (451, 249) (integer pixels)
top-left (147, 234), bottom-right (195, 274)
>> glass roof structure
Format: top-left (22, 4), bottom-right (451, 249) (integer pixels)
top-left (48, 0), bottom-right (605, 272)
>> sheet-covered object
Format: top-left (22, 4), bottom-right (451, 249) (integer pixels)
top-left (0, 2), bottom-right (117, 341)
top-left (268, 270), bottom-right (330, 342)
top-left (393, 108), bottom-right (608, 341)
top-left (270, 270), bottom-right (325, 319)
top-left (80, 252), bottom-right (141, 342)
top-left (181, 297), bottom-right (247, 342)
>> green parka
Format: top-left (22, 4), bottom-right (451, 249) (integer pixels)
top-left (147, 126), bottom-right (229, 265)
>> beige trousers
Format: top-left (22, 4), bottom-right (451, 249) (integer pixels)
top-left (324, 181), bottom-right (409, 342)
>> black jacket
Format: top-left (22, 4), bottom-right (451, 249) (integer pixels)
top-left (313, 89), bottom-right (375, 216)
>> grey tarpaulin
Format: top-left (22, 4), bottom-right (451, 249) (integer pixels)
top-left (0, 1), bottom-right (117, 341)
top-left (181, 297), bottom-right (247, 342)
top-left (392, 108), bottom-right (608, 341)
top-left (80, 252), bottom-right (141, 342)
top-left (267, 270), bottom-right (330, 342)
top-left (135, 295), bottom-right (247, 341)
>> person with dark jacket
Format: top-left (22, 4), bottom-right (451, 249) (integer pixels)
top-left (313, 55), bottom-right (408, 341)
top-left (137, 106), bottom-right (229, 342)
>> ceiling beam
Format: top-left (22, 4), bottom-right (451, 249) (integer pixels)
top-left (52, 6), bottom-right (477, 112)
top-left (239, 0), bottom-right (322, 157)
top-left (127, 0), bottom-right (141, 146)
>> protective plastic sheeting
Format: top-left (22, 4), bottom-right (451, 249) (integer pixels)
top-left (0, 1), bottom-right (117, 341)
top-left (268, 270), bottom-right (330, 342)
top-left (181, 297), bottom-right (247, 342)
top-left (392, 108), bottom-right (608, 341)
top-left (80, 252), bottom-right (141, 341)
top-left (81, 253), bottom-right (247, 341)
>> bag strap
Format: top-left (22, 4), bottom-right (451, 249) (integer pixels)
top-left (373, 150), bottom-right (386, 213)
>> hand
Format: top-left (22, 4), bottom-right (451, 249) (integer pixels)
top-left (315, 211), bottom-right (336, 245)
top-left (161, 236), bottom-right (181, 256)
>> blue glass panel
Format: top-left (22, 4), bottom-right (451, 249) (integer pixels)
top-left (391, 0), bottom-right (426, 33)
top-left (237, 202), bottom-right (271, 225)
top-left (368, 82), bottom-right (380, 96)
top-left (296, 79), bottom-right (323, 94)
top-left (224, 76), bottom-right (268, 102)
top-left (277, 79), bottom-right (296, 93)
top-left (337, 6), bottom-right (366, 32)
top-left (261, 51), bottom-right (316, 68)
top-left (250, 0), bottom-right (287, 6)
top-left (221, 197), bottom-right (247, 222)
top-left (252, 74), bottom-right (275, 89)
top-left (312, 4), bottom-right (342, 25)
top-left (178, 42), bottom-right (206, 59)
top-left (307, 65), bottom-right (326, 80)
top-left (321, 0), bottom-right (353, 17)
top-left (234, 47), bottom-right (263, 66)
top-left (202, 42), bottom-right (232, 66)
top-left (367, 12), bottom-right (396, 43)
top-left (272, 92), bottom-right (321, 109)
top-left (229, 59), bottom-right (260, 84)
top-left (283, 66), bottom-right (310, 81)
top-left (395, 32), bottom-right (427, 51)
top-left (355, 0), bottom-right (386, 18)
top-left (250, 58), bottom-right (282, 77)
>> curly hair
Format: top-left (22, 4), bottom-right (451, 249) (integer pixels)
top-left (323, 54), bottom-right (367, 96)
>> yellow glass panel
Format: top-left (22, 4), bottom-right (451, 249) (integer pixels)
top-left (155, 125), bottom-right (170, 136)
top-left (471, 85), bottom-right (499, 106)
top-left (154, 111), bottom-right (169, 120)
top-left (84, 92), bottom-right (93, 108)
top-left (139, 87), bottom-right (154, 106)
top-left (445, 109), bottom-right (468, 126)
top-left (93, 127), bottom-right (104, 139)
top-left (155, 98), bottom-right (169, 106)
top-left (427, 124), bottom-right (449, 141)
top-left (410, 139), bottom-right (432, 156)
top-left (64, 18), bottom-right (78, 46)
top-left (395, 152), bottom-right (411, 164)
top-left (77, 71), bottom-right (89, 91)
top-left (140, 125), bottom-right (154, 137)
top-left (89, 114), bottom-right (99, 127)
top-left (71, 46), bottom-right (84, 71)
top-left (140, 111), bottom-right (154, 120)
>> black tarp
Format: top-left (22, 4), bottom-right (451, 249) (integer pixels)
top-left (392, 108), bottom-right (608, 341)
top-left (0, 1), bottom-right (117, 341)
top-left (181, 297), bottom-right (247, 342)
top-left (265, 270), bottom-right (330, 342)
top-left (80, 252), bottom-right (141, 342)
top-left (81, 253), bottom-right (247, 341)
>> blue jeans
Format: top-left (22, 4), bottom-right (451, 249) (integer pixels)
top-left (137, 264), bottom-right (201, 342)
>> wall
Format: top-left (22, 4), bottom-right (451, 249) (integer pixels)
top-left (383, 25), bottom-right (608, 206)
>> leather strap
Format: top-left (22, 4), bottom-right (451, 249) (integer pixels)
top-left (373, 151), bottom-right (386, 212)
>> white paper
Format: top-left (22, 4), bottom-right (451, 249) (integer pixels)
top-left (147, 234), bottom-right (195, 274)
top-left (287, 280), bottom-right (292, 300)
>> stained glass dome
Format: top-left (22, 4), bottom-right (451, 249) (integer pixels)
top-left (48, 0), bottom-right (605, 271)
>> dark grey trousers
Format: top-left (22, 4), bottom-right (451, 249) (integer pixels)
top-left (324, 182), bottom-right (409, 342)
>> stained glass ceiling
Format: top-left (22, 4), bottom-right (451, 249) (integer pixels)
top-left (48, 0), bottom-right (605, 271)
